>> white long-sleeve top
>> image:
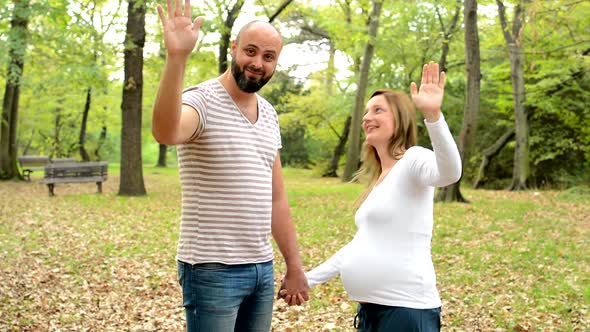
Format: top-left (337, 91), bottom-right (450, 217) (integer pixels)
top-left (306, 115), bottom-right (461, 309)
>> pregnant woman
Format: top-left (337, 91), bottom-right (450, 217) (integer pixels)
top-left (286, 62), bottom-right (462, 331)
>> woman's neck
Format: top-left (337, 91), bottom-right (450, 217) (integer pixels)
top-left (376, 145), bottom-right (404, 173)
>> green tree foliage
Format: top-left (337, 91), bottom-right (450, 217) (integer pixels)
top-left (477, 0), bottom-right (590, 188)
top-left (0, 0), bottom-right (588, 188)
top-left (10, 0), bottom-right (122, 161)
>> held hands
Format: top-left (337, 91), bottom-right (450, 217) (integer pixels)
top-left (157, 0), bottom-right (204, 59)
top-left (410, 62), bottom-right (446, 122)
top-left (277, 269), bottom-right (310, 306)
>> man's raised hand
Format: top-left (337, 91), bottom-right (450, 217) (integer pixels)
top-left (157, 0), bottom-right (204, 59)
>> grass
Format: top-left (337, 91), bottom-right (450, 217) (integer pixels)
top-left (0, 167), bottom-right (588, 331)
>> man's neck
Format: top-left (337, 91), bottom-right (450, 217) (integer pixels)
top-left (218, 70), bottom-right (256, 103)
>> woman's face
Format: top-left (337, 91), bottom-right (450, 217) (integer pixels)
top-left (363, 94), bottom-right (395, 148)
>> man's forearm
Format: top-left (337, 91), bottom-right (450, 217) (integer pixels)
top-left (152, 56), bottom-right (188, 144)
top-left (272, 198), bottom-right (303, 270)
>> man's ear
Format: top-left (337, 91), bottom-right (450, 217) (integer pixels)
top-left (230, 40), bottom-right (237, 57)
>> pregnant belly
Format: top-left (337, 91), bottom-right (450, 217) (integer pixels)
top-left (339, 248), bottom-right (425, 299)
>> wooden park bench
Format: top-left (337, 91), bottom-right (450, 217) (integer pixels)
top-left (18, 156), bottom-right (77, 181)
top-left (41, 161), bottom-right (108, 196)
top-left (18, 156), bottom-right (50, 181)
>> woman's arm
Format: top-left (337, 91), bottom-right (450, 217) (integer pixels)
top-left (408, 62), bottom-right (462, 187)
top-left (410, 116), bottom-right (462, 187)
top-left (306, 241), bottom-right (354, 288)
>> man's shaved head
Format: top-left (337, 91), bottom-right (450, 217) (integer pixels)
top-left (235, 20), bottom-right (282, 49)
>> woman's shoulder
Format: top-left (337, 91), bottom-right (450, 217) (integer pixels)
top-left (404, 146), bottom-right (433, 159)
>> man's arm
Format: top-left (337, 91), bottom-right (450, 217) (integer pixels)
top-left (271, 152), bottom-right (309, 305)
top-left (152, 62), bottom-right (200, 145)
top-left (152, 0), bottom-right (203, 145)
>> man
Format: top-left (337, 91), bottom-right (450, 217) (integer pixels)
top-left (152, 0), bottom-right (309, 330)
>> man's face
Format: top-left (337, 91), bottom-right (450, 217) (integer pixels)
top-left (231, 59), bottom-right (272, 93)
top-left (231, 23), bottom-right (282, 93)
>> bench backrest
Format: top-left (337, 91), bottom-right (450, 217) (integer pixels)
top-left (44, 161), bottom-right (108, 179)
top-left (18, 156), bottom-right (51, 167)
top-left (51, 158), bottom-right (77, 164)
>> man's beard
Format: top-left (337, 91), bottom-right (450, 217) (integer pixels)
top-left (231, 61), bottom-right (272, 93)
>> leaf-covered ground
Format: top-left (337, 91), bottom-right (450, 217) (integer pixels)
top-left (1, 167), bottom-right (588, 331)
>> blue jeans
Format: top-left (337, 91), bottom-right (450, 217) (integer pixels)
top-left (177, 260), bottom-right (274, 332)
top-left (354, 303), bottom-right (441, 332)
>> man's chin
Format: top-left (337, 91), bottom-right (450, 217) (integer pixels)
top-left (237, 80), bottom-right (264, 93)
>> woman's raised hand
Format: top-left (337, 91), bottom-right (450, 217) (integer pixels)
top-left (410, 62), bottom-right (446, 122)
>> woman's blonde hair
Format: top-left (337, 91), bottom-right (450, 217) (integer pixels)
top-left (352, 89), bottom-right (418, 206)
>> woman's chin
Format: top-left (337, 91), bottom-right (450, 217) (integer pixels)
top-left (365, 138), bottom-right (377, 147)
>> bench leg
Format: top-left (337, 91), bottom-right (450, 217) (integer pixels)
top-left (23, 170), bottom-right (32, 181)
top-left (47, 184), bottom-right (55, 196)
top-left (96, 182), bottom-right (102, 194)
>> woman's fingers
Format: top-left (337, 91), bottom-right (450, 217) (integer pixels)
top-left (439, 71), bottom-right (446, 89)
top-left (410, 82), bottom-right (418, 97)
top-left (431, 63), bottom-right (439, 84)
top-left (419, 62), bottom-right (444, 88)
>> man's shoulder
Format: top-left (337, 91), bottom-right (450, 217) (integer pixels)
top-left (257, 94), bottom-right (277, 114)
top-left (183, 79), bottom-right (220, 96)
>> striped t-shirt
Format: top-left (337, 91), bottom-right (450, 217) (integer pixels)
top-left (177, 78), bottom-right (282, 265)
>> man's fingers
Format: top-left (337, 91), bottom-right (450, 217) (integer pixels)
top-left (297, 293), bottom-right (306, 305)
top-left (302, 291), bottom-right (309, 301)
top-left (157, 4), bottom-right (167, 25)
top-left (421, 63), bottom-right (427, 85)
top-left (184, 0), bottom-right (191, 17)
top-left (166, 0), bottom-right (173, 20)
top-left (193, 16), bottom-right (204, 31)
top-left (175, 0), bottom-right (182, 16)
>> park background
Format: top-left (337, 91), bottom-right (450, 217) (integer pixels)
top-left (0, 0), bottom-right (589, 330)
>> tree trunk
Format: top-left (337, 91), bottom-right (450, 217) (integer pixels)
top-left (473, 128), bottom-right (515, 188)
top-left (437, 0), bottom-right (480, 203)
top-left (79, 87), bottom-right (91, 161)
top-left (53, 105), bottom-right (63, 158)
top-left (436, 0), bottom-right (462, 73)
top-left (156, 144), bottom-right (167, 167)
top-left (497, 0), bottom-right (530, 191)
top-left (323, 115), bottom-right (351, 177)
top-left (326, 41), bottom-right (336, 96)
top-left (0, 0), bottom-right (30, 180)
top-left (218, 0), bottom-right (244, 74)
top-left (119, 0), bottom-right (146, 196)
top-left (507, 43), bottom-right (529, 190)
top-left (78, 4), bottom-right (102, 163)
top-left (342, 0), bottom-right (383, 182)
top-left (94, 125), bottom-right (107, 160)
